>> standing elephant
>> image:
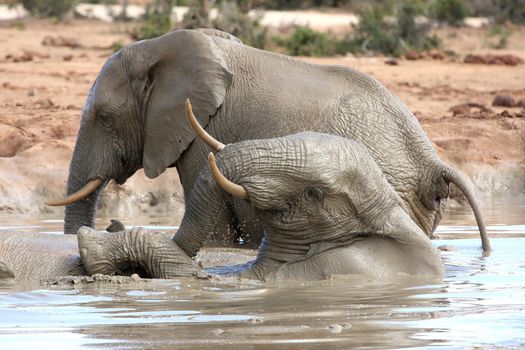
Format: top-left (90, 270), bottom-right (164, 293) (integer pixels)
top-left (77, 131), bottom-right (444, 281)
top-left (48, 28), bottom-right (489, 252)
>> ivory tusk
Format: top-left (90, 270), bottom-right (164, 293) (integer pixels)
top-left (185, 98), bottom-right (225, 151)
top-left (207, 153), bottom-right (247, 199)
top-left (45, 178), bottom-right (104, 206)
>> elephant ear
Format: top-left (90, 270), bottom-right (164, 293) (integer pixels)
top-left (143, 30), bottom-right (233, 179)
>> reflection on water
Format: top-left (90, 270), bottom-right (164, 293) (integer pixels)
top-left (0, 204), bottom-right (524, 349)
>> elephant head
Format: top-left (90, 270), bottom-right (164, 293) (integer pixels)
top-left (47, 30), bottom-right (232, 234)
top-left (77, 112), bottom-right (443, 281)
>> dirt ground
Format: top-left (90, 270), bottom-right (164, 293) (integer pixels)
top-left (0, 19), bottom-right (523, 218)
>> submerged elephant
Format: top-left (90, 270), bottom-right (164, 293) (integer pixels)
top-left (76, 127), bottom-right (444, 281)
top-left (47, 28), bottom-right (489, 252)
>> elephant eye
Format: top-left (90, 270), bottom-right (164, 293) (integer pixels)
top-left (305, 186), bottom-right (324, 203)
top-left (99, 113), bottom-right (114, 130)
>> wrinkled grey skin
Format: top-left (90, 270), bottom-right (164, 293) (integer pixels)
top-left (63, 28), bottom-right (489, 252)
top-left (77, 133), bottom-right (444, 281)
top-left (0, 232), bottom-right (84, 282)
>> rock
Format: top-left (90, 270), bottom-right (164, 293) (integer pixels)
top-left (492, 95), bottom-right (515, 107)
top-left (516, 98), bottom-right (525, 108)
top-left (449, 104), bottom-right (471, 116)
top-left (405, 50), bottom-right (421, 60)
top-left (498, 110), bottom-right (524, 118)
top-left (385, 58), bottom-right (399, 65)
top-left (34, 98), bottom-right (55, 109)
top-left (41, 35), bottom-right (82, 49)
top-left (464, 54), bottom-right (523, 66)
top-left (449, 103), bottom-right (492, 117)
top-left (429, 50), bottom-right (446, 60)
top-left (7, 52), bottom-right (33, 62)
top-left (23, 50), bottom-right (49, 60)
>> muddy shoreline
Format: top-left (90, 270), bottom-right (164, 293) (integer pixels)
top-left (0, 19), bottom-right (523, 219)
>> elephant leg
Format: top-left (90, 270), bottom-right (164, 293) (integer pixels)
top-left (77, 227), bottom-right (203, 279)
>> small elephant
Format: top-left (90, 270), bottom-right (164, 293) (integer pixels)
top-left (77, 129), bottom-right (444, 281)
top-left (47, 28), bottom-right (489, 254)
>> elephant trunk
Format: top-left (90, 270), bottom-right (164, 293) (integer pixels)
top-left (78, 227), bottom-right (199, 278)
top-left (173, 141), bottom-right (272, 257)
top-left (172, 166), bottom-right (230, 257)
top-left (443, 166), bottom-right (491, 252)
top-left (63, 149), bottom-right (106, 235)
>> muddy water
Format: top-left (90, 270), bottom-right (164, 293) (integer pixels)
top-left (0, 204), bottom-right (524, 349)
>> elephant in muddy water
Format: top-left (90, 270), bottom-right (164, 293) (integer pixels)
top-left (47, 28), bottom-right (490, 252)
top-left (1, 131), bottom-right (443, 282)
top-left (76, 130), bottom-right (444, 282)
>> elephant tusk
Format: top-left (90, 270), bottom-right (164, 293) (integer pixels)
top-left (185, 98), bottom-right (225, 151)
top-left (45, 178), bottom-right (104, 206)
top-left (207, 153), bottom-right (247, 199)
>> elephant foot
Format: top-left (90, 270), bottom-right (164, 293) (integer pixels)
top-left (77, 226), bottom-right (205, 279)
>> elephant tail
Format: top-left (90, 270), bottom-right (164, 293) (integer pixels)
top-left (442, 166), bottom-right (491, 252)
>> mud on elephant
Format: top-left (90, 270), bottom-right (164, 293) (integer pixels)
top-left (77, 123), bottom-right (444, 281)
top-left (47, 28), bottom-right (489, 253)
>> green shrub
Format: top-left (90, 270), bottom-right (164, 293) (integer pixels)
top-left (349, 1), bottom-right (440, 57)
top-left (466, 0), bottom-right (525, 24)
top-left (486, 24), bottom-right (513, 49)
top-left (274, 26), bottom-right (337, 57)
top-left (354, 6), bottom-right (402, 55)
top-left (111, 40), bottom-right (126, 52)
top-left (495, 0), bottom-right (525, 24)
top-left (433, 0), bottom-right (468, 26)
top-left (212, 2), bottom-right (268, 49)
top-left (179, 0), bottom-right (212, 29)
top-left (19, 0), bottom-right (76, 19)
top-left (398, 2), bottom-right (439, 51)
top-left (132, 0), bottom-right (174, 40)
